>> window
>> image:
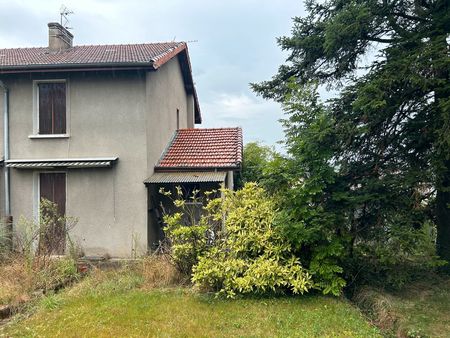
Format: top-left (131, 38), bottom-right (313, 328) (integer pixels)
top-left (38, 82), bottom-right (66, 134)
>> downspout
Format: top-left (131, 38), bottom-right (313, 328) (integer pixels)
top-left (0, 80), bottom-right (10, 216)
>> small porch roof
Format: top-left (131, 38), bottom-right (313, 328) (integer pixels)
top-left (144, 171), bottom-right (226, 184)
top-left (6, 157), bottom-right (118, 169)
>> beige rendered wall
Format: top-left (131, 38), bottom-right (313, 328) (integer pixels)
top-left (0, 88), bottom-right (5, 158)
top-left (146, 57), bottom-right (194, 176)
top-left (1, 70), bottom-right (151, 257)
top-left (1, 57), bottom-right (193, 257)
top-left (0, 89), bottom-right (7, 227)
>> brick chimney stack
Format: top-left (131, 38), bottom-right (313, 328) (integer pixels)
top-left (48, 22), bottom-right (73, 51)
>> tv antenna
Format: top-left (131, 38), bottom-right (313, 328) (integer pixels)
top-left (60, 5), bottom-right (74, 29)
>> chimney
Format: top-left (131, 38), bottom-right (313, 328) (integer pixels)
top-left (48, 22), bottom-right (73, 51)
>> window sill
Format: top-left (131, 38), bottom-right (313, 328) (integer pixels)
top-left (28, 134), bottom-right (70, 139)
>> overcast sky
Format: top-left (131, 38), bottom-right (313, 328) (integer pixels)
top-left (0, 0), bottom-right (308, 149)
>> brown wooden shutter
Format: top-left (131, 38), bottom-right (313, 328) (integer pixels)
top-left (40, 173), bottom-right (66, 216)
top-left (39, 173), bottom-right (66, 254)
top-left (53, 83), bottom-right (66, 134)
top-left (38, 84), bottom-right (52, 134)
top-left (38, 83), bottom-right (66, 134)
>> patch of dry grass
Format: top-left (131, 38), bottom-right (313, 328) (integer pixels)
top-left (0, 256), bottom-right (34, 306)
top-left (0, 255), bottom-right (78, 309)
top-left (353, 286), bottom-right (398, 331)
top-left (139, 255), bottom-right (187, 289)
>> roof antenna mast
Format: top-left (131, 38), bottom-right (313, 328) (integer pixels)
top-left (60, 5), bottom-right (74, 29)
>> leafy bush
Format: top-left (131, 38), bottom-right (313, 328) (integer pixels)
top-left (160, 187), bottom-right (213, 275)
top-left (192, 183), bottom-right (313, 298)
top-left (240, 142), bottom-right (275, 185)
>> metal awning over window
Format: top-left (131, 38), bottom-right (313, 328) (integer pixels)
top-left (144, 171), bottom-right (227, 184)
top-left (6, 157), bottom-right (118, 169)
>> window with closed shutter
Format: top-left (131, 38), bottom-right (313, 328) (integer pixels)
top-left (38, 83), bottom-right (66, 134)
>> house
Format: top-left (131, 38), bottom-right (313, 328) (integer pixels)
top-left (145, 127), bottom-right (242, 247)
top-left (0, 22), bottom-right (242, 257)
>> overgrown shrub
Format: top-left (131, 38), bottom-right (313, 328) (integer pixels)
top-left (0, 199), bottom-right (80, 306)
top-left (192, 183), bottom-right (313, 298)
top-left (160, 187), bottom-right (213, 275)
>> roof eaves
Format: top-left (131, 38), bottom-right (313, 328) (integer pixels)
top-left (145, 42), bottom-right (201, 124)
top-left (236, 127), bottom-right (243, 165)
top-left (174, 45), bottom-right (201, 124)
top-left (0, 62), bottom-right (153, 74)
top-left (150, 42), bottom-right (186, 69)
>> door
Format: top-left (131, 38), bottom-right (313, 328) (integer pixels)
top-left (39, 173), bottom-right (66, 255)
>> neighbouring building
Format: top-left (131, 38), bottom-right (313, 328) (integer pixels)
top-left (0, 22), bottom-right (242, 257)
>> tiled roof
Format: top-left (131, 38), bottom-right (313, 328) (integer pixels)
top-left (155, 128), bottom-right (243, 170)
top-left (0, 41), bottom-right (202, 123)
top-left (0, 42), bottom-right (186, 69)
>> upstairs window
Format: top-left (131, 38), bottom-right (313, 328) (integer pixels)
top-left (38, 82), bottom-right (66, 134)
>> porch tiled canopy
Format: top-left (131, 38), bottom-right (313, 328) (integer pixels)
top-left (144, 171), bottom-right (226, 184)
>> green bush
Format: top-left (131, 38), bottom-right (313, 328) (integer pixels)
top-left (192, 183), bottom-right (313, 298)
top-left (161, 187), bottom-right (211, 275)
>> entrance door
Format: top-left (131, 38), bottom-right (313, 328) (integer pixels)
top-left (39, 173), bottom-right (66, 254)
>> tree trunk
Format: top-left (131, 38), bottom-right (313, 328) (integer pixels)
top-left (436, 161), bottom-right (450, 268)
top-left (432, 6), bottom-right (450, 267)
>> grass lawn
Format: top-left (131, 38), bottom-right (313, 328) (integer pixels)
top-left (1, 270), bottom-right (381, 338)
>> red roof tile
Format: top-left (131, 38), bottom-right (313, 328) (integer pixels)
top-left (0, 42), bottom-right (186, 69)
top-left (156, 128), bottom-right (243, 170)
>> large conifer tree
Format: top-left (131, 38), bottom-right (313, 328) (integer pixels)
top-left (252, 0), bottom-right (450, 274)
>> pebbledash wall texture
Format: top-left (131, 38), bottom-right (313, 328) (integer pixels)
top-left (0, 23), bottom-right (242, 257)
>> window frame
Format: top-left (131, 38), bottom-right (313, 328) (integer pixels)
top-left (31, 79), bottom-right (70, 138)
